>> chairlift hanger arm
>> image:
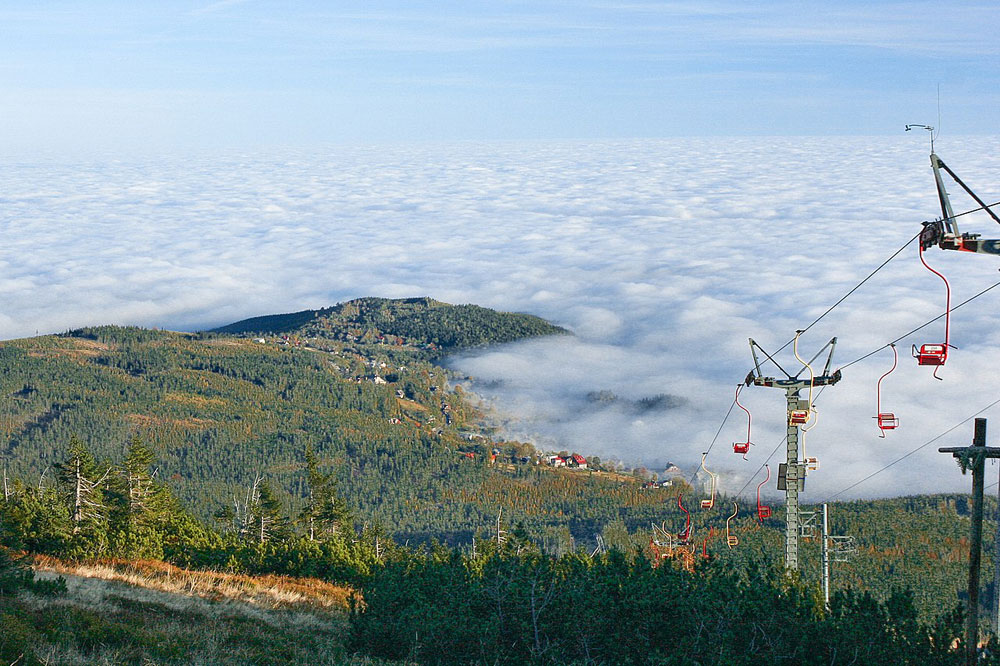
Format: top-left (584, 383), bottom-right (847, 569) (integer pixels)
top-left (791, 337), bottom-right (838, 380)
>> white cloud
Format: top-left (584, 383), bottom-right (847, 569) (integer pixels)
top-left (3, 136), bottom-right (1000, 502)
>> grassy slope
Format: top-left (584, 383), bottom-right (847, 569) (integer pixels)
top-left (5, 558), bottom-right (395, 666)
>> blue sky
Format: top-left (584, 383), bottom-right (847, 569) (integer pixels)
top-left (2, 1), bottom-right (998, 151)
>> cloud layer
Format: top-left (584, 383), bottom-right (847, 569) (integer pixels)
top-left (3, 136), bottom-right (1000, 501)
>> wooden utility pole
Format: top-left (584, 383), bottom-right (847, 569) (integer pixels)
top-left (995, 472), bottom-right (1000, 637)
top-left (939, 418), bottom-right (1000, 666)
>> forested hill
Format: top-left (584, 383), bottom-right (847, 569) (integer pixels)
top-left (0, 306), bottom-right (633, 549)
top-left (209, 296), bottom-right (569, 351)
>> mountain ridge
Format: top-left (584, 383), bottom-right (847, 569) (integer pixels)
top-left (208, 296), bottom-right (569, 352)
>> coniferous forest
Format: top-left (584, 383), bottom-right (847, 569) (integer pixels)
top-left (1, 297), bottom-right (998, 664)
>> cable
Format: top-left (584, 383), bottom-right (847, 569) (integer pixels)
top-left (730, 285), bottom-right (1000, 502)
top-left (732, 385), bottom-right (829, 499)
top-left (687, 396), bottom-right (738, 486)
top-left (713, 233), bottom-right (918, 473)
top-left (701, 225), bottom-right (994, 478)
top-left (824, 395), bottom-right (1000, 501)
top-left (766, 230), bottom-right (920, 360)
top-left (951, 199), bottom-right (1000, 222)
top-left (733, 435), bottom-right (785, 498)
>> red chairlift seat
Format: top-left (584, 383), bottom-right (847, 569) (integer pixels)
top-left (875, 344), bottom-right (899, 436)
top-left (913, 343), bottom-right (947, 366)
top-left (733, 441), bottom-right (750, 455)
top-left (877, 413), bottom-right (899, 430)
top-left (788, 409), bottom-right (810, 425)
top-left (756, 464), bottom-right (772, 521)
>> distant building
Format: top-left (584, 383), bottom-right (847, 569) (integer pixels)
top-left (570, 454), bottom-right (588, 469)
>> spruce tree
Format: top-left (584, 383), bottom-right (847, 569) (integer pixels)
top-left (299, 444), bottom-right (353, 541)
top-left (54, 435), bottom-right (110, 556)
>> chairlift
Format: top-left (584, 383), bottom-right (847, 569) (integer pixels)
top-left (804, 457), bottom-right (819, 472)
top-left (733, 384), bottom-right (752, 458)
top-left (788, 410), bottom-right (810, 425)
top-left (702, 526), bottom-right (714, 559)
top-left (649, 523), bottom-right (672, 564)
top-left (699, 453), bottom-right (717, 509)
top-left (726, 502), bottom-right (739, 548)
top-left (756, 464), bottom-right (771, 521)
top-left (789, 331), bottom-right (815, 427)
top-left (913, 342), bottom-right (947, 368)
top-left (793, 331), bottom-right (819, 472)
top-left (874, 344), bottom-right (899, 437)
top-left (912, 242), bottom-right (952, 379)
top-left (677, 494), bottom-right (691, 543)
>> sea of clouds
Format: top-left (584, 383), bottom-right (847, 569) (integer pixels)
top-left (3, 136), bottom-right (1000, 502)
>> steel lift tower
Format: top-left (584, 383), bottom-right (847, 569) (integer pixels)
top-left (746, 335), bottom-right (841, 572)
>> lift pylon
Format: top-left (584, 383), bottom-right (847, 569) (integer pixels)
top-left (746, 334), bottom-right (842, 572)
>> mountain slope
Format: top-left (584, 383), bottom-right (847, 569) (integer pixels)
top-left (0, 300), bottom-right (655, 547)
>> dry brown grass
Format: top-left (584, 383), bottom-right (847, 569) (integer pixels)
top-left (164, 391), bottom-right (230, 408)
top-left (24, 337), bottom-right (114, 361)
top-left (203, 338), bottom-right (259, 348)
top-left (396, 397), bottom-right (428, 411)
top-left (32, 555), bottom-right (353, 612)
top-left (123, 413), bottom-right (217, 430)
top-left (17, 559), bottom-right (374, 665)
